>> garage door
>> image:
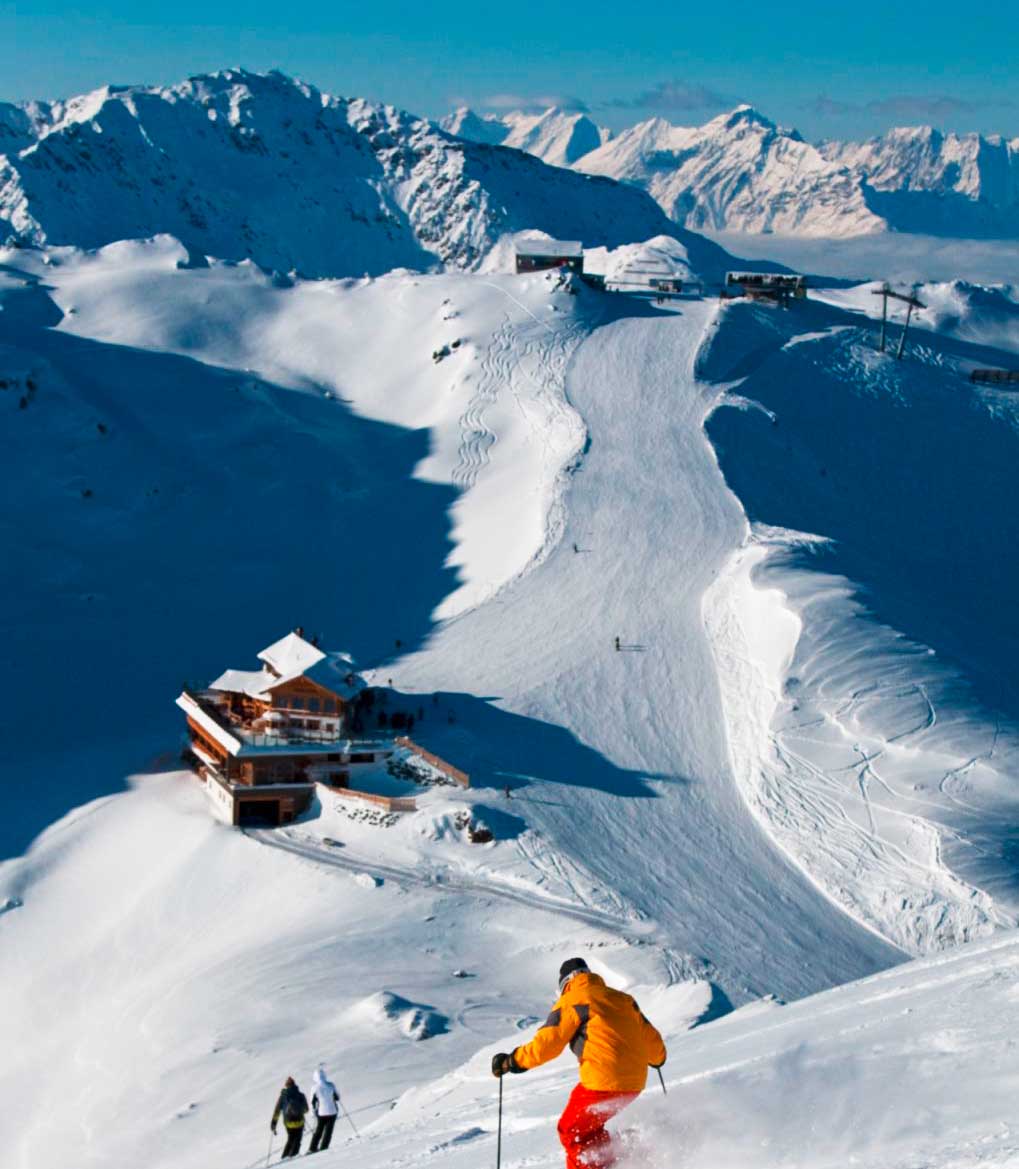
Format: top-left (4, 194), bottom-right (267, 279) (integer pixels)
top-left (238, 800), bottom-right (280, 827)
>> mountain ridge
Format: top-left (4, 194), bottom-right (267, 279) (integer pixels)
top-left (447, 100), bottom-right (1019, 239)
top-left (0, 68), bottom-right (692, 278)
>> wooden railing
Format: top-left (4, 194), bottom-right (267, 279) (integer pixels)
top-left (322, 783), bottom-right (417, 814)
top-left (394, 737), bottom-right (470, 788)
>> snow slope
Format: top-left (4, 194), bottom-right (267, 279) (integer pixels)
top-left (0, 770), bottom-right (700, 1169)
top-left (3, 772), bottom-right (1017, 1169)
top-left (4, 215), bottom-right (1019, 1168)
top-left (350, 931), bottom-right (1019, 1169)
top-left (0, 70), bottom-right (680, 276)
top-left (703, 291), bottom-right (1019, 953)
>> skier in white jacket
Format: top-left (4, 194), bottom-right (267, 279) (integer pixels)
top-left (309, 1065), bottom-right (341, 1153)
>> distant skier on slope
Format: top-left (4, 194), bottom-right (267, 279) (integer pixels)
top-left (309, 1064), bottom-right (341, 1153)
top-left (491, 958), bottom-right (666, 1169)
top-left (270, 1076), bottom-right (309, 1159)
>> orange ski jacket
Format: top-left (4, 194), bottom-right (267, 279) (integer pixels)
top-left (511, 972), bottom-right (666, 1092)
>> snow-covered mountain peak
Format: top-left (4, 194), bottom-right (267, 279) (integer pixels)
top-left (442, 103), bottom-right (607, 168)
top-left (711, 103), bottom-right (778, 134)
top-left (576, 105), bottom-right (883, 235)
top-left (441, 106), bottom-right (508, 146)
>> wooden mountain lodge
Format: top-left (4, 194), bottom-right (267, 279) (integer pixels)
top-left (726, 271), bottom-right (807, 304)
top-left (515, 238), bottom-right (584, 275)
top-left (176, 631), bottom-right (393, 827)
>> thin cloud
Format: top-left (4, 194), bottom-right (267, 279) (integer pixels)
top-left (605, 80), bottom-right (734, 111)
top-left (479, 93), bottom-right (590, 114)
top-left (811, 93), bottom-right (1010, 120)
top-left (812, 96), bottom-right (853, 117)
top-left (868, 95), bottom-right (987, 119)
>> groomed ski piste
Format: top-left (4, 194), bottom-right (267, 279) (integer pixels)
top-left (2, 231), bottom-right (1019, 1169)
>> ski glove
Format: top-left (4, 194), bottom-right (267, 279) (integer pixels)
top-left (270, 1122), bottom-right (277, 1134)
top-left (492, 1052), bottom-right (523, 1077)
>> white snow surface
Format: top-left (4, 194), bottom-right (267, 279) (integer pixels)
top-left (4, 221), bottom-right (1019, 1169)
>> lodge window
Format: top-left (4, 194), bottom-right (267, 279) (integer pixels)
top-left (291, 697), bottom-right (305, 710)
top-left (324, 723), bottom-right (336, 732)
top-left (308, 698), bottom-right (320, 712)
top-left (324, 699), bottom-right (336, 713)
top-left (350, 752), bottom-right (375, 764)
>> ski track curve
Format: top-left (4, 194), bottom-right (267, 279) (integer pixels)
top-left (451, 318), bottom-right (511, 491)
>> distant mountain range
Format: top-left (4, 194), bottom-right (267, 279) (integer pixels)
top-left (0, 70), bottom-right (692, 277)
top-left (444, 104), bottom-right (1019, 239)
top-left (5, 69), bottom-right (1014, 275)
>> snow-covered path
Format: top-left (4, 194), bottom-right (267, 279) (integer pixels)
top-left (247, 828), bottom-right (652, 937)
top-left (392, 302), bottom-right (904, 1001)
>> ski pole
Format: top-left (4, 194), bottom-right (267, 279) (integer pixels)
top-left (656, 1067), bottom-right (667, 1096)
top-left (265, 1130), bottom-right (275, 1168)
top-left (342, 1102), bottom-right (360, 1138)
top-left (496, 1073), bottom-right (504, 1169)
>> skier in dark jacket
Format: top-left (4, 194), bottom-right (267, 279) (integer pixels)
top-left (271, 1077), bottom-right (309, 1159)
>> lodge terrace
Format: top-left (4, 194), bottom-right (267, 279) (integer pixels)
top-left (176, 631), bottom-right (468, 826)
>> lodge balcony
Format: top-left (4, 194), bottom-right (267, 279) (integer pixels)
top-left (180, 685), bottom-right (349, 749)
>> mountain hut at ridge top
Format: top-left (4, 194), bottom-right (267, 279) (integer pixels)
top-left (514, 237), bottom-right (585, 275)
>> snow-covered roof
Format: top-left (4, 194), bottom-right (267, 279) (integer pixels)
top-left (515, 238), bottom-right (583, 258)
top-left (258, 631), bottom-right (326, 678)
top-left (208, 668), bottom-right (277, 699)
top-left (208, 632), bottom-right (367, 702)
top-left (300, 655), bottom-right (367, 702)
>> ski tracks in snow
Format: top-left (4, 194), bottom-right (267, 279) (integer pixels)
top-left (246, 828), bottom-right (653, 940)
top-left (450, 309), bottom-right (585, 496)
top-left (705, 531), bottom-right (1017, 960)
top-left (451, 318), bottom-right (511, 491)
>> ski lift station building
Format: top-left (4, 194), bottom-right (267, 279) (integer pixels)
top-left (515, 238), bottom-right (584, 275)
top-left (726, 271), bottom-right (807, 303)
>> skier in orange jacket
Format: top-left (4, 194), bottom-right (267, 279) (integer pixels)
top-left (492, 958), bottom-right (666, 1169)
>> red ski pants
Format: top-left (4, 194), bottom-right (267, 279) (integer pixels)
top-left (557, 1083), bottom-right (639, 1169)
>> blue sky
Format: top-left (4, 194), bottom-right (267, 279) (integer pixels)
top-left (5, 0), bottom-right (1016, 140)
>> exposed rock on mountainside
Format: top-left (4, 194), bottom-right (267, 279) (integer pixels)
top-left (0, 69), bottom-right (679, 277)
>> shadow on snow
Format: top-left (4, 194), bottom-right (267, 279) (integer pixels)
top-left (0, 279), bottom-right (460, 858)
